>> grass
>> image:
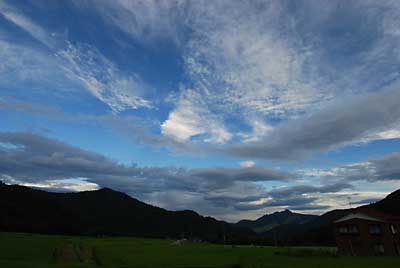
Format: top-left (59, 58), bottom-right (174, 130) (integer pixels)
top-left (1, 232), bottom-right (399, 268)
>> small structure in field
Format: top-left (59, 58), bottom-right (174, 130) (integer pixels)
top-left (170, 238), bottom-right (188, 245)
top-left (334, 211), bottom-right (400, 256)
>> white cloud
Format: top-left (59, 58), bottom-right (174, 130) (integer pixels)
top-left (161, 1), bottom-right (400, 151)
top-left (183, 1), bottom-right (334, 118)
top-left (56, 43), bottom-right (152, 112)
top-left (0, 2), bottom-right (54, 47)
top-left (17, 179), bottom-right (99, 192)
top-left (73, 0), bottom-right (188, 45)
top-left (241, 118), bottom-right (274, 143)
top-left (160, 1), bottom-right (325, 144)
top-left (239, 161), bottom-right (256, 168)
top-left (227, 85), bottom-right (400, 159)
top-left (371, 128), bottom-right (400, 141)
top-left (2, 0), bottom-right (400, 161)
top-left (0, 3), bottom-right (151, 113)
top-left (0, 40), bottom-right (68, 92)
top-left (10, 0), bottom-right (396, 153)
top-left (161, 89), bottom-right (232, 143)
top-left (324, 152), bottom-right (400, 183)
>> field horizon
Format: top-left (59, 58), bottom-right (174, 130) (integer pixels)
top-left (1, 232), bottom-right (400, 268)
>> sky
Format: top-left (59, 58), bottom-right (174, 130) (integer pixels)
top-left (1, 0), bottom-right (400, 222)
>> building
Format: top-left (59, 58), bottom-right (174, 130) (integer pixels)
top-left (334, 212), bottom-right (400, 256)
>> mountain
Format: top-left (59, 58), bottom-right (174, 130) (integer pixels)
top-left (1, 181), bottom-right (399, 246)
top-left (366, 189), bottom-right (400, 214)
top-left (258, 209), bottom-right (349, 245)
top-left (259, 190), bottom-right (400, 246)
top-left (0, 182), bottom-right (254, 243)
top-left (236, 209), bottom-right (316, 233)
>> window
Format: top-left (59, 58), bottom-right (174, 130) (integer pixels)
top-left (338, 224), bottom-right (359, 234)
top-left (348, 225), bottom-right (359, 234)
top-left (373, 244), bottom-right (385, 255)
top-left (390, 224), bottom-right (398, 235)
top-left (369, 224), bottom-right (382, 235)
top-left (338, 225), bottom-right (348, 234)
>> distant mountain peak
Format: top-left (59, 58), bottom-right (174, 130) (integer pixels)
top-left (275, 209), bottom-right (292, 214)
top-left (385, 189), bottom-right (400, 200)
top-left (236, 209), bottom-right (317, 233)
top-left (94, 187), bottom-right (130, 197)
top-left (97, 187), bottom-right (117, 193)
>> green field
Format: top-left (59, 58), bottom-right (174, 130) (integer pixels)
top-left (0, 232), bottom-right (399, 268)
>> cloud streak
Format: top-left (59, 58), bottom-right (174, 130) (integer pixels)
top-left (227, 85), bottom-right (400, 159)
top-left (56, 43), bottom-right (152, 112)
top-left (322, 151), bottom-right (400, 182)
top-left (1, 131), bottom-right (397, 220)
top-left (2, 0), bottom-right (400, 159)
top-left (0, 3), bottom-right (152, 113)
top-left (0, 132), bottom-right (294, 218)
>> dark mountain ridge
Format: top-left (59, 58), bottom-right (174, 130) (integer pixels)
top-left (1, 181), bottom-right (399, 245)
top-left (237, 209), bottom-right (317, 233)
top-left (259, 190), bottom-right (400, 245)
top-left (365, 189), bottom-right (400, 214)
top-left (0, 182), bottom-right (254, 243)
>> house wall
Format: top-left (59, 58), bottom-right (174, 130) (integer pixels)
top-left (335, 219), bottom-right (400, 256)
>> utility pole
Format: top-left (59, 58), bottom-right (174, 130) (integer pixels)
top-left (347, 196), bottom-right (352, 209)
top-left (222, 225), bottom-right (226, 245)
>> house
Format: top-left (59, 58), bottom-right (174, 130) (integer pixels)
top-left (334, 211), bottom-right (400, 256)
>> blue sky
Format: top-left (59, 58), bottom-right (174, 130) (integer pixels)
top-left (1, 0), bottom-right (400, 221)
